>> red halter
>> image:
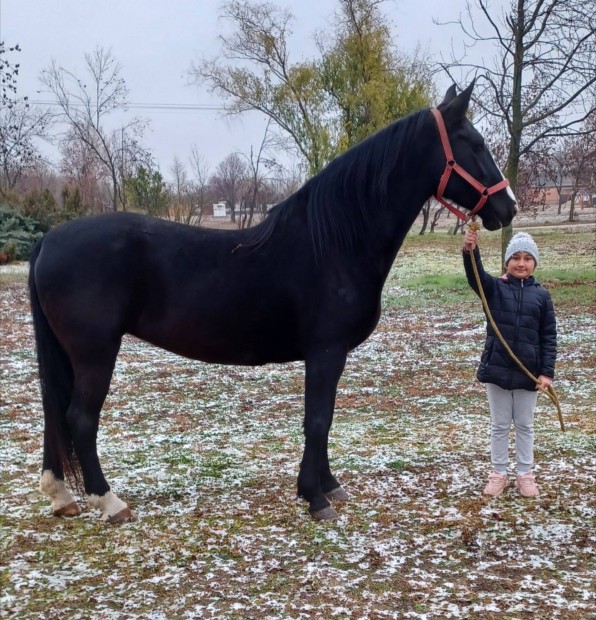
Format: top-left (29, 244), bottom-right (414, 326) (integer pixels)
top-left (430, 108), bottom-right (510, 221)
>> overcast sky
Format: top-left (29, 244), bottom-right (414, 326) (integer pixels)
top-left (2, 0), bottom-right (505, 180)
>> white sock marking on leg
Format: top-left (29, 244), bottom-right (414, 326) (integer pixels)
top-left (88, 491), bottom-right (128, 520)
top-left (40, 470), bottom-right (76, 512)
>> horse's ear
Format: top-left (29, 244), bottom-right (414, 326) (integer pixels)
top-left (458, 80), bottom-right (475, 110)
top-left (439, 84), bottom-right (458, 106)
top-left (439, 80), bottom-right (475, 124)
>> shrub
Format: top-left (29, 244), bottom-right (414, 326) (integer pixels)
top-left (61, 185), bottom-right (87, 220)
top-left (21, 188), bottom-right (58, 229)
top-left (0, 205), bottom-right (48, 262)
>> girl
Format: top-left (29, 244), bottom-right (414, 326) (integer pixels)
top-left (463, 230), bottom-right (557, 497)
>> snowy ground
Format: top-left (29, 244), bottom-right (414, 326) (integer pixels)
top-left (0, 229), bottom-right (594, 619)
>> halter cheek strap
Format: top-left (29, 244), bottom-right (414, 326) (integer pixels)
top-left (430, 108), bottom-right (510, 221)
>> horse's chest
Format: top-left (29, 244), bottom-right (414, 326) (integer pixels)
top-left (309, 283), bottom-right (382, 348)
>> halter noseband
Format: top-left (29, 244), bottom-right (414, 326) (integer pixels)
top-left (431, 108), bottom-right (510, 221)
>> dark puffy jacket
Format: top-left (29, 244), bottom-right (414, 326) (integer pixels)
top-left (463, 248), bottom-right (557, 391)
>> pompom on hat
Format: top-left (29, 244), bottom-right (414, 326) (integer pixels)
top-left (504, 232), bottom-right (539, 266)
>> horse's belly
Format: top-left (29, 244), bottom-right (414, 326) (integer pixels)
top-left (130, 316), bottom-right (302, 366)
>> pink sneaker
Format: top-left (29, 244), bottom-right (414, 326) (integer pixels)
top-left (483, 471), bottom-right (509, 497)
top-left (515, 472), bottom-right (539, 497)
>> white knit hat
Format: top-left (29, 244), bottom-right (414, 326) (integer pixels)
top-left (504, 232), bottom-right (539, 266)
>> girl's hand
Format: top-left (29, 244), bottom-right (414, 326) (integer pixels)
top-left (536, 375), bottom-right (553, 390)
top-left (464, 230), bottom-right (478, 252)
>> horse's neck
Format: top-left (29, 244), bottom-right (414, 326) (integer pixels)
top-left (258, 114), bottom-right (434, 273)
top-left (363, 183), bottom-right (431, 277)
top-left (349, 122), bottom-right (434, 269)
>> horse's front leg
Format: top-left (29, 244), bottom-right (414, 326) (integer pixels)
top-left (298, 347), bottom-right (347, 520)
top-left (320, 434), bottom-right (349, 503)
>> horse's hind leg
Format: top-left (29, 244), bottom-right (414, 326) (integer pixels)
top-left (67, 351), bottom-right (133, 523)
top-left (39, 382), bottom-right (81, 517)
top-left (40, 438), bottom-right (81, 517)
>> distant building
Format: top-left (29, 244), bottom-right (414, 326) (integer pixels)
top-left (534, 175), bottom-right (594, 207)
top-left (213, 202), bottom-right (227, 217)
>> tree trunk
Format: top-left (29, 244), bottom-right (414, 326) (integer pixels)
top-left (452, 218), bottom-right (465, 235)
top-left (111, 172), bottom-right (118, 211)
top-left (500, 0), bottom-right (526, 270)
top-left (419, 201), bottom-right (431, 234)
top-left (568, 192), bottom-right (577, 222)
top-left (430, 205), bottom-right (445, 233)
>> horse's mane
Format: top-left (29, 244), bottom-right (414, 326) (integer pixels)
top-left (243, 108), bottom-right (428, 254)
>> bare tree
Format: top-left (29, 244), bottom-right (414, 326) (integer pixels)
top-left (273, 161), bottom-right (304, 199)
top-left (210, 153), bottom-right (248, 223)
top-left (24, 158), bottom-right (58, 197)
top-left (430, 204), bottom-right (446, 233)
top-left (0, 43), bottom-right (51, 195)
top-left (562, 119), bottom-right (596, 221)
top-left (114, 123), bottom-right (152, 212)
top-left (0, 101), bottom-right (52, 195)
top-left (166, 156), bottom-right (191, 223)
top-left (237, 120), bottom-right (281, 228)
top-left (418, 200), bottom-right (433, 235)
top-left (440, 0), bottom-right (596, 256)
top-left (41, 47), bottom-right (149, 210)
top-left (187, 147), bottom-right (211, 225)
top-left (544, 147), bottom-right (569, 215)
top-left (59, 127), bottom-right (107, 212)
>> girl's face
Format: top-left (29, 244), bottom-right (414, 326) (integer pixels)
top-left (506, 252), bottom-right (536, 279)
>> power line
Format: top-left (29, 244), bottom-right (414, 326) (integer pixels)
top-left (28, 100), bottom-right (227, 112)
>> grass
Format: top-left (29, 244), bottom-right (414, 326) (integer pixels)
top-left (387, 265), bottom-right (595, 309)
top-left (539, 269), bottom-right (596, 307)
top-left (1, 225), bottom-right (594, 619)
top-left (389, 229), bottom-right (595, 313)
top-left (0, 262), bottom-right (29, 286)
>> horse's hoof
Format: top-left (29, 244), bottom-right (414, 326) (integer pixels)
top-left (324, 486), bottom-right (349, 502)
top-left (53, 502), bottom-right (81, 518)
top-left (107, 507), bottom-right (135, 524)
top-left (310, 505), bottom-right (339, 521)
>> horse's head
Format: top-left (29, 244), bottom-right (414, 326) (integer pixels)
top-left (430, 82), bottom-right (517, 231)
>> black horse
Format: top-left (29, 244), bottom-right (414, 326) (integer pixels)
top-left (29, 83), bottom-right (516, 523)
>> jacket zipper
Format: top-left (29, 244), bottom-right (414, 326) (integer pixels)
top-left (512, 279), bottom-right (524, 381)
top-left (515, 279), bottom-right (524, 334)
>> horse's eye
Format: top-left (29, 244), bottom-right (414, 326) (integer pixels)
top-left (473, 142), bottom-right (485, 153)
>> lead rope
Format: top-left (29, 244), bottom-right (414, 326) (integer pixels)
top-left (467, 220), bottom-right (565, 431)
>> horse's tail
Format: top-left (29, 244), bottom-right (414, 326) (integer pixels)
top-left (29, 239), bottom-right (80, 487)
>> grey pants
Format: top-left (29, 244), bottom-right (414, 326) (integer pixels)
top-left (486, 383), bottom-right (538, 475)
